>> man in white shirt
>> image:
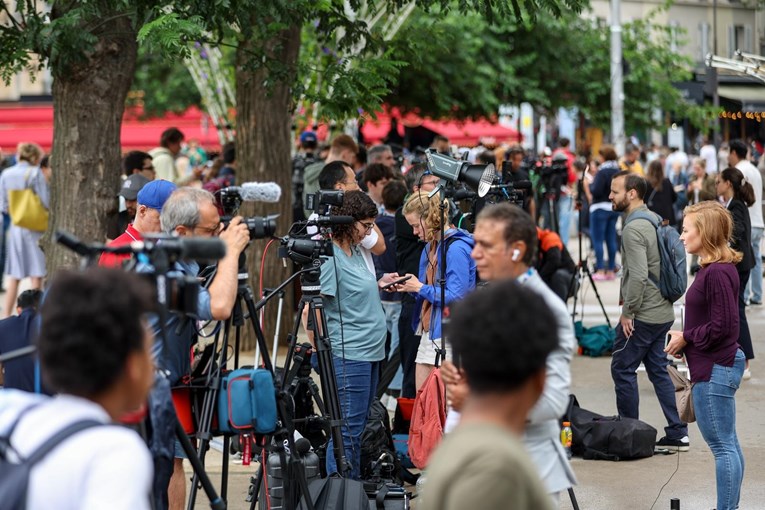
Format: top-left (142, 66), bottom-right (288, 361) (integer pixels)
top-left (0, 268), bottom-right (156, 510)
top-left (729, 139), bottom-right (764, 306)
top-left (700, 136), bottom-right (718, 175)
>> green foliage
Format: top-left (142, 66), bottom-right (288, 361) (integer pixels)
top-left (137, 12), bottom-right (206, 59)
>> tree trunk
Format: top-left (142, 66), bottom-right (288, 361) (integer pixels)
top-left (42, 11), bottom-right (138, 272)
top-left (235, 26), bottom-right (302, 353)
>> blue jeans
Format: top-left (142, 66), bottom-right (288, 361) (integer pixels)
top-left (557, 193), bottom-right (573, 246)
top-left (590, 208), bottom-right (619, 271)
top-left (382, 300), bottom-right (403, 391)
top-left (692, 350), bottom-right (745, 510)
top-left (326, 356), bottom-right (379, 479)
top-left (611, 319), bottom-right (687, 440)
top-left (745, 226), bottom-right (763, 303)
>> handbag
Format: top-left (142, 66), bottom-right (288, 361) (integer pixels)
top-left (7, 168), bottom-right (48, 232)
top-left (667, 364), bottom-right (695, 423)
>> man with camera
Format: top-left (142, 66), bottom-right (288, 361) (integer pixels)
top-left (150, 187), bottom-right (250, 510)
top-left (440, 203), bottom-right (577, 504)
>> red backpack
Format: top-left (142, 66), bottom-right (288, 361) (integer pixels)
top-left (408, 368), bottom-right (447, 469)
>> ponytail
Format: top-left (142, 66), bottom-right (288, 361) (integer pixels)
top-left (721, 167), bottom-right (756, 207)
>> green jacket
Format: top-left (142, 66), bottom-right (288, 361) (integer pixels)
top-left (619, 205), bottom-right (675, 324)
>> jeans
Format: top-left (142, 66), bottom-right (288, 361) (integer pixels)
top-left (745, 226), bottom-right (763, 303)
top-left (398, 297), bottom-right (420, 398)
top-left (589, 208), bottom-right (619, 271)
top-left (736, 270), bottom-right (754, 360)
top-left (325, 356), bottom-right (379, 479)
top-left (692, 349), bottom-right (745, 510)
top-left (381, 300), bottom-right (403, 391)
top-left (557, 193), bottom-right (573, 246)
top-left (611, 319), bottom-right (688, 440)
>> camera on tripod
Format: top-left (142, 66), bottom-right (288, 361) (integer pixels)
top-left (305, 189), bottom-right (343, 215)
top-left (536, 154), bottom-right (570, 195)
top-left (215, 183), bottom-right (281, 240)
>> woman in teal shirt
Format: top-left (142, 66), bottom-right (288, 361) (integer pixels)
top-left (315, 190), bottom-right (388, 479)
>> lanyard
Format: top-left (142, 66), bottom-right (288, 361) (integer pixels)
top-left (516, 267), bottom-right (535, 286)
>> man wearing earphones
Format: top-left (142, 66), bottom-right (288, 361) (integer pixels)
top-left (609, 171), bottom-right (689, 451)
top-left (441, 203), bottom-right (576, 504)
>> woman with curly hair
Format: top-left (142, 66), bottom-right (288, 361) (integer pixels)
top-left (394, 190), bottom-right (477, 390)
top-left (304, 190), bottom-right (388, 479)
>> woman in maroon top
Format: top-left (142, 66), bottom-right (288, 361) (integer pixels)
top-left (666, 201), bottom-right (745, 510)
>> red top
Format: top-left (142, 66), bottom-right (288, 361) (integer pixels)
top-left (98, 223), bottom-right (142, 268)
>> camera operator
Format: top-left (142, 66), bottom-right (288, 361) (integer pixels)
top-left (0, 268), bottom-right (156, 510)
top-left (503, 145), bottom-right (536, 218)
top-left (151, 187), bottom-right (250, 510)
top-left (440, 204), bottom-right (577, 504)
top-left (302, 190), bottom-right (387, 480)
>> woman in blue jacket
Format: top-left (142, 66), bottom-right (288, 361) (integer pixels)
top-left (395, 190), bottom-right (476, 391)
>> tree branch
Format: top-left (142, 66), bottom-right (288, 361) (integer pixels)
top-left (1, 2), bottom-right (23, 30)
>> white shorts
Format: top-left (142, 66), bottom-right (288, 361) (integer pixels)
top-left (415, 331), bottom-right (452, 365)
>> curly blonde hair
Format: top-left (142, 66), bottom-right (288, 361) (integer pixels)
top-left (402, 190), bottom-right (447, 242)
top-left (683, 201), bottom-right (742, 266)
top-left (16, 142), bottom-right (43, 165)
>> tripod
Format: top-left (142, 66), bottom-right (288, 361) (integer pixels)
top-left (246, 257), bottom-right (350, 509)
top-left (569, 170), bottom-right (611, 328)
top-left (187, 253), bottom-right (318, 510)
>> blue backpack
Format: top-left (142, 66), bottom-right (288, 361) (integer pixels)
top-left (625, 210), bottom-right (687, 303)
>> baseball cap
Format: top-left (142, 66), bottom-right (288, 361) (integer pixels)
top-left (137, 179), bottom-right (177, 211)
top-left (300, 131), bottom-right (318, 144)
top-left (118, 174), bottom-right (150, 200)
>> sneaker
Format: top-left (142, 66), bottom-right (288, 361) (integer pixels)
top-left (656, 435), bottom-right (690, 452)
top-left (743, 368), bottom-right (752, 380)
top-left (592, 273), bottom-right (609, 281)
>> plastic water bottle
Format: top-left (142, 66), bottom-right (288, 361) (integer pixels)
top-left (560, 422), bottom-right (573, 459)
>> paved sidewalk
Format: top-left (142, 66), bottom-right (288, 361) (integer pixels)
top-left (186, 271), bottom-right (765, 510)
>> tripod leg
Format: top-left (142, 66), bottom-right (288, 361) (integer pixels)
top-left (568, 487), bottom-right (581, 510)
top-left (175, 419), bottom-right (226, 510)
top-left (583, 264), bottom-right (612, 329)
top-left (247, 461), bottom-right (264, 510)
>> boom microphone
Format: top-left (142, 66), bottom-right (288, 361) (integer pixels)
top-left (131, 236), bottom-right (227, 261)
top-left (493, 180), bottom-right (533, 191)
top-left (222, 182), bottom-right (282, 202)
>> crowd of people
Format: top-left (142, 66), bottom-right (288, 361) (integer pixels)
top-left (0, 125), bottom-right (761, 510)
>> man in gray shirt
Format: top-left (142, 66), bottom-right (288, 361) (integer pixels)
top-left (609, 171), bottom-right (689, 451)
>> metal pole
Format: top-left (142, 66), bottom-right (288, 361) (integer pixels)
top-left (610, 0), bottom-right (625, 155)
top-left (712, 0), bottom-right (720, 146)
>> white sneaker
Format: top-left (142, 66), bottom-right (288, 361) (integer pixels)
top-left (743, 369), bottom-right (752, 381)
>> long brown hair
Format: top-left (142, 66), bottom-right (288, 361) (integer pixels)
top-left (330, 190), bottom-right (378, 246)
top-left (720, 167), bottom-right (755, 207)
top-left (683, 201), bottom-right (742, 266)
top-left (646, 160), bottom-right (664, 191)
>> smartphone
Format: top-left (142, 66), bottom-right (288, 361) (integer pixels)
top-left (665, 333), bottom-right (682, 358)
top-left (382, 275), bottom-right (412, 291)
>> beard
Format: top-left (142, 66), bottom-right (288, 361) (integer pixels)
top-left (612, 198), bottom-right (629, 212)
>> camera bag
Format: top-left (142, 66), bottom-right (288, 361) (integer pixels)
top-left (217, 367), bottom-right (278, 435)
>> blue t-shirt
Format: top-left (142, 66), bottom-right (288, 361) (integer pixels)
top-left (320, 246), bottom-right (386, 362)
top-left (148, 260), bottom-right (212, 385)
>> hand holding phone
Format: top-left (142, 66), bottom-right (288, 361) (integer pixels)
top-left (665, 332), bottom-right (683, 358)
top-left (381, 275), bottom-right (412, 291)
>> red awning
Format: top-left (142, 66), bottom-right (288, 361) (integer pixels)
top-left (0, 104), bottom-right (225, 154)
top-left (361, 109), bottom-right (521, 146)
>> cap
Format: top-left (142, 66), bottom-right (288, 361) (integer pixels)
top-left (300, 131), bottom-right (318, 144)
top-left (119, 174), bottom-right (150, 200)
top-left (137, 179), bottom-right (177, 211)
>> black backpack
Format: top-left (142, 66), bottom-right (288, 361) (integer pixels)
top-left (0, 413), bottom-right (104, 509)
top-left (360, 399), bottom-right (418, 485)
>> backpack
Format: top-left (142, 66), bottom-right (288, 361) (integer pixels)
top-left (361, 399), bottom-right (418, 485)
top-left (624, 210), bottom-right (687, 302)
top-left (0, 413), bottom-right (104, 509)
top-left (408, 367), bottom-right (446, 469)
top-left (574, 321), bottom-right (615, 357)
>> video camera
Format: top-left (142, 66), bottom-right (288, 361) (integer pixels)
top-left (215, 183), bottom-right (281, 240)
top-left (277, 190), bottom-right (351, 265)
top-left (535, 154), bottom-right (569, 196)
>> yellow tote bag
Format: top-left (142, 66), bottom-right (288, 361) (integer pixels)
top-left (8, 168), bottom-right (49, 232)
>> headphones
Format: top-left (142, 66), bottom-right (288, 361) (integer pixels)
top-left (512, 249), bottom-right (521, 262)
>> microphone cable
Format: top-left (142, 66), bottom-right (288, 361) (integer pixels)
top-left (649, 446), bottom-right (681, 510)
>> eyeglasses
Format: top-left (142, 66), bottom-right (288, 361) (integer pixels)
top-left (143, 165), bottom-right (155, 171)
top-left (358, 221), bottom-right (375, 232)
top-left (190, 223), bottom-right (223, 235)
